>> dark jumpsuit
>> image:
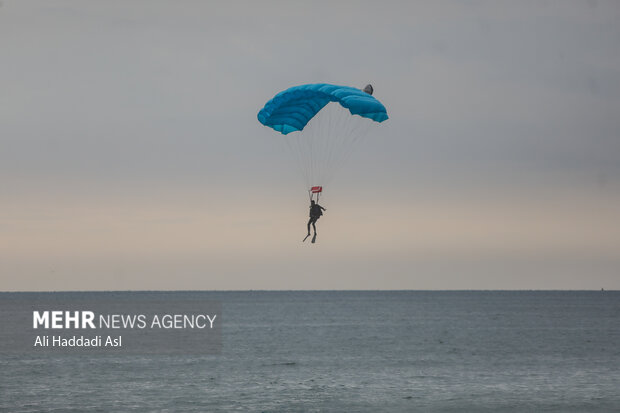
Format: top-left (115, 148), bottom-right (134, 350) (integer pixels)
top-left (307, 203), bottom-right (325, 234)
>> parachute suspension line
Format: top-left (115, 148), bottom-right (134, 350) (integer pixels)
top-left (310, 102), bottom-right (332, 188)
top-left (331, 111), bottom-right (377, 180)
top-left (323, 104), bottom-right (349, 184)
top-left (282, 132), bottom-right (309, 188)
top-left (316, 103), bottom-right (375, 187)
top-left (283, 101), bottom-right (378, 192)
top-left (259, 84), bottom-right (388, 198)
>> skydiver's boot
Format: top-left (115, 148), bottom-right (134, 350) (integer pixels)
top-left (311, 233), bottom-right (317, 243)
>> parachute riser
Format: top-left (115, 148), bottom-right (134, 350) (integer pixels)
top-left (308, 192), bottom-right (320, 203)
top-left (308, 187), bottom-right (322, 203)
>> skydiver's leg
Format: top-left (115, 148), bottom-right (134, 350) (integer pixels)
top-left (307, 218), bottom-right (312, 235)
top-left (312, 220), bottom-right (317, 235)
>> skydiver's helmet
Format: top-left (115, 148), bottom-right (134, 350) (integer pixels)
top-left (363, 84), bottom-right (374, 95)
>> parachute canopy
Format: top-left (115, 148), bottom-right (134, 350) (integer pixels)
top-left (258, 83), bottom-right (389, 193)
top-left (257, 83), bottom-right (388, 135)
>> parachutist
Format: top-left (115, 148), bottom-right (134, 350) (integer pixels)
top-left (307, 200), bottom-right (326, 242)
top-left (258, 83), bottom-right (387, 242)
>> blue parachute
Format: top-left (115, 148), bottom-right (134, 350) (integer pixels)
top-left (258, 83), bottom-right (389, 199)
top-left (257, 83), bottom-right (388, 135)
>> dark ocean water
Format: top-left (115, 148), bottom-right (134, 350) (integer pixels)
top-left (1, 291), bottom-right (619, 412)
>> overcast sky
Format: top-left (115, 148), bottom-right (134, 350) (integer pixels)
top-left (1, 0), bottom-right (619, 291)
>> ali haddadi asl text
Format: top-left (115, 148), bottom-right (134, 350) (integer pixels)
top-left (34, 335), bottom-right (121, 347)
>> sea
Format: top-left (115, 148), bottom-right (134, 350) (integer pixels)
top-left (1, 291), bottom-right (619, 412)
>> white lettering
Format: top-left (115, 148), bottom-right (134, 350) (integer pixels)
top-left (65, 311), bottom-right (80, 328)
top-left (51, 311), bottom-right (63, 329)
top-left (82, 311), bottom-right (95, 329)
top-left (33, 311), bottom-right (49, 329)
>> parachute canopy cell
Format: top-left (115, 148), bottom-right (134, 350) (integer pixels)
top-left (257, 83), bottom-right (389, 135)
